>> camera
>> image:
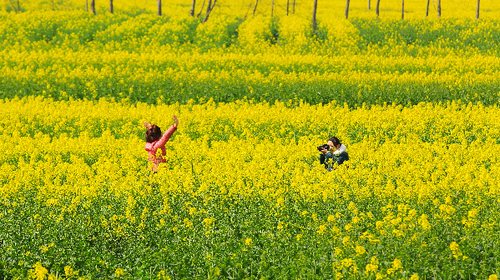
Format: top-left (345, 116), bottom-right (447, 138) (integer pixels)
top-left (317, 144), bottom-right (330, 151)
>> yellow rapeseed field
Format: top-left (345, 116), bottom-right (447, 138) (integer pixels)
top-left (1, 96), bottom-right (499, 278)
top-left (1, 0), bottom-right (500, 278)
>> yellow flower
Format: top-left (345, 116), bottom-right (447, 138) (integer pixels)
top-left (341, 258), bottom-right (354, 268)
top-left (334, 247), bottom-right (343, 258)
top-left (277, 221), bottom-right (284, 230)
top-left (64, 265), bottom-right (79, 278)
top-left (409, 274), bottom-right (419, 280)
top-left (419, 214), bottom-right (431, 230)
top-left (245, 238), bottom-right (253, 246)
top-left (347, 202), bottom-right (357, 212)
top-left (365, 263), bottom-right (378, 274)
top-left (183, 218), bottom-right (193, 228)
top-left (30, 262), bottom-right (48, 280)
top-left (317, 224), bottom-right (327, 235)
top-left (355, 245), bottom-right (366, 256)
top-left (40, 243), bottom-right (54, 253)
top-left (449, 241), bottom-right (466, 259)
top-left (387, 258), bottom-right (403, 275)
top-left (342, 236), bottom-right (351, 247)
top-left (392, 258), bottom-right (403, 270)
top-left (204, 217), bottom-right (215, 228)
top-left (115, 268), bottom-right (124, 278)
top-left (157, 270), bottom-right (171, 280)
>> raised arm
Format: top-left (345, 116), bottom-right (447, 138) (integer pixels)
top-left (173, 114), bottom-right (179, 128)
top-left (152, 115), bottom-right (179, 150)
top-left (152, 125), bottom-right (176, 150)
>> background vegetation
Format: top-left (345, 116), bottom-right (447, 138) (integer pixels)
top-left (1, 0), bottom-right (500, 106)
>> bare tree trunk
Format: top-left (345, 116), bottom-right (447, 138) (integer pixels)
top-left (203, 0), bottom-right (212, 22)
top-left (401, 0), bottom-right (404, 19)
top-left (293, 0), bottom-right (295, 14)
top-left (197, 0), bottom-right (206, 17)
top-left (86, 0), bottom-right (89, 12)
top-left (476, 0), bottom-right (480, 20)
top-left (17, 0), bottom-right (20, 12)
top-left (312, 0), bottom-right (318, 31)
top-left (91, 0), bottom-right (96, 15)
top-left (376, 0), bottom-right (380, 17)
top-left (437, 0), bottom-right (441, 18)
top-left (8, 0), bottom-right (18, 12)
top-left (202, 0), bottom-right (217, 23)
top-left (426, 0), bottom-right (430, 16)
top-left (190, 0), bottom-right (196, 17)
top-left (271, 0), bottom-right (274, 18)
top-left (110, 0), bottom-right (113, 13)
top-left (368, 0), bottom-right (371, 10)
top-left (287, 0), bottom-right (289, 15)
top-left (244, 0), bottom-right (253, 19)
top-left (157, 0), bottom-right (162, 16)
top-left (253, 0), bottom-right (258, 15)
top-left (345, 0), bottom-right (350, 19)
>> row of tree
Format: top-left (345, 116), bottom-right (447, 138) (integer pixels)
top-left (84, 0), bottom-right (217, 22)
top-left (6, 0), bottom-right (486, 26)
top-left (341, 0), bottom-right (482, 21)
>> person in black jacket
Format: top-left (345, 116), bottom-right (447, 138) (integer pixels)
top-left (318, 137), bottom-right (349, 171)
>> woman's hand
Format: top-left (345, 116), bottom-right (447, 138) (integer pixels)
top-left (173, 114), bottom-right (179, 128)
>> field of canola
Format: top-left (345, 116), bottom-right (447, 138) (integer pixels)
top-left (1, 0), bottom-right (500, 279)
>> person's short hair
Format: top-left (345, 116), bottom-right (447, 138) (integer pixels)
top-left (328, 136), bottom-right (341, 146)
top-left (146, 125), bottom-right (162, 143)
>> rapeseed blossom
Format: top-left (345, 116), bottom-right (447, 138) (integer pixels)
top-left (0, 97), bottom-right (489, 278)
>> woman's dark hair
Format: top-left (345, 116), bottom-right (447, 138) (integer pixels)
top-left (146, 125), bottom-right (162, 143)
top-left (328, 137), bottom-right (341, 146)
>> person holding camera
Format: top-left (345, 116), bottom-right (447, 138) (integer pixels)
top-left (318, 136), bottom-right (349, 171)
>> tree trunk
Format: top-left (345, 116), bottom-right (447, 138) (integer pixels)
top-left (368, 0), bottom-right (371, 10)
top-left (401, 0), bottom-right (404, 19)
top-left (437, 0), bottom-right (441, 18)
top-left (293, 0), bottom-right (295, 14)
top-left (271, 0), bottom-right (274, 18)
top-left (202, 0), bottom-right (217, 23)
top-left (157, 0), bottom-right (162, 16)
top-left (110, 0), bottom-right (113, 13)
top-left (190, 0), bottom-right (196, 17)
top-left (86, 0), bottom-right (88, 12)
top-left (345, 0), bottom-right (350, 19)
top-left (91, 0), bottom-right (96, 15)
top-left (203, 0), bottom-right (212, 22)
top-left (253, 0), bottom-right (258, 15)
top-left (476, 0), bottom-right (480, 20)
top-left (8, 0), bottom-right (18, 12)
top-left (312, 0), bottom-right (318, 31)
top-left (376, 0), bottom-right (380, 17)
top-left (287, 0), bottom-right (289, 15)
top-left (197, 0), bottom-right (206, 17)
top-left (426, 0), bottom-right (430, 17)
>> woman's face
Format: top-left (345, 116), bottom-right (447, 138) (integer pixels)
top-left (327, 141), bottom-right (340, 150)
top-left (327, 141), bottom-right (334, 149)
